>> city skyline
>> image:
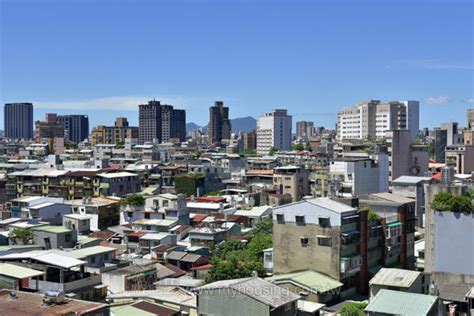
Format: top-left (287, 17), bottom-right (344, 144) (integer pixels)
top-left (1, 0), bottom-right (472, 129)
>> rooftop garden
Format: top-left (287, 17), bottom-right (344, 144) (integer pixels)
top-left (431, 191), bottom-right (473, 213)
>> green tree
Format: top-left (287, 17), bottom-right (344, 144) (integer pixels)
top-left (10, 228), bottom-right (32, 244)
top-left (339, 302), bottom-right (368, 316)
top-left (305, 141), bottom-right (313, 152)
top-left (174, 173), bottom-right (205, 196)
top-left (269, 146), bottom-right (279, 156)
top-left (292, 143), bottom-right (305, 151)
top-left (431, 191), bottom-right (473, 213)
top-left (120, 194), bottom-right (145, 206)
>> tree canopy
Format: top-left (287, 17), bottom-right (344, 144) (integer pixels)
top-left (339, 302), bottom-right (368, 316)
top-left (431, 191), bottom-right (473, 213)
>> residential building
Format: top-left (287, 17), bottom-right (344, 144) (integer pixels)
top-left (91, 117), bottom-right (139, 145)
top-left (385, 129), bottom-right (429, 182)
top-left (440, 122), bottom-right (461, 146)
top-left (272, 165), bottom-right (310, 202)
top-left (67, 197), bottom-right (120, 231)
top-left (101, 264), bottom-right (159, 294)
top-left (188, 222), bottom-right (241, 247)
top-left (272, 197), bottom-right (367, 295)
top-left (4, 102), bottom-right (34, 139)
top-left (329, 156), bottom-right (389, 197)
top-left (97, 172), bottom-right (141, 196)
top-left (32, 225), bottom-right (78, 249)
top-left (8, 196), bottom-right (71, 225)
top-left (197, 277), bottom-right (300, 316)
top-left (364, 289), bottom-right (438, 316)
top-left (242, 130), bottom-right (257, 151)
top-left (336, 100), bottom-right (419, 141)
top-left (138, 100), bottom-right (186, 144)
top-left (35, 113), bottom-right (65, 153)
top-left (63, 213), bottom-right (92, 234)
top-left (208, 101), bottom-right (231, 145)
top-left (445, 144), bottom-right (474, 174)
top-left (369, 268), bottom-right (427, 298)
top-left (433, 128), bottom-right (448, 163)
top-left (57, 114), bottom-right (89, 144)
top-left (468, 108), bottom-right (474, 130)
top-left (392, 175), bottom-right (434, 227)
top-left (296, 121), bottom-right (315, 140)
top-left (257, 109), bottom-right (292, 155)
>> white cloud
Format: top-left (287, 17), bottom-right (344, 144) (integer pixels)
top-left (466, 98), bottom-right (474, 104)
top-left (34, 95), bottom-right (206, 111)
top-left (395, 59), bottom-right (473, 71)
top-left (423, 96), bottom-right (452, 105)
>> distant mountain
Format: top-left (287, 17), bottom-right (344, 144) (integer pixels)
top-left (186, 116), bottom-right (256, 135)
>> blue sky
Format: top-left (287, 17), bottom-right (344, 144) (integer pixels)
top-left (1, 0), bottom-right (472, 130)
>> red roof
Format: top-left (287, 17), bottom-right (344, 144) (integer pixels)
top-left (192, 214), bottom-right (208, 222)
top-left (89, 231), bottom-right (116, 241)
top-left (164, 263), bottom-right (187, 277)
top-left (195, 196), bottom-right (226, 203)
top-left (191, 264), bottom-right (213, 271)
top-left (127, 231), bottom-right (146, 237)
top-left (432, 172), bottom-right (442, 181)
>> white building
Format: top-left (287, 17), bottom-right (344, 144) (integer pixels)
top-left (336, 100), bottom-right (419, 141)
top-left (257, 109), bottom-right (292, 155)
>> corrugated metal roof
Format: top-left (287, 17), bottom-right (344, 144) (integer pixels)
top-left (0, 263), bottom-right (44, 279)
top-left (267, 270), bottom-right (343, 293)
top-left (369, 268), bottom-right (420, 288)
top-left (365, 289), bottom-right (437, 316)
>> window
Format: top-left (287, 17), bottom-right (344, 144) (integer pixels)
top-left (276, 214), bottom-right (285, 224)
top-left (319, 217), bottom-right (330, 228)
top-left (65, 234), bottom-right (72, 242)
top-left (318, 237), bottom-right (332, 247)
top-left (144, 213), bottom-right (150, 219)
top-left (295, 215), bottom-right (305, 226)
top-left (90, 256), bottom-right (95, 263)
top-left (300, 237), bottom-right (309, 247)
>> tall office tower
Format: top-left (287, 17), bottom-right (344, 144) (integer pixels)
top-left (138, 100), bottom-right (186, 144)
top-left (336, 100), bottom-right (419, 141)
top-left (208, 101), bottom-right (231, 146)
top-left (440, 122), bottom-right (460, 146)
top-left (256, 109), bottom-right (292, 155)
top-left (296, 121), bottom-right (315, 140)
top-left (468, 108), bottom-right (474, 130)
top-left (4, 102), bottom-right (34, 139)
top-left (57, 115), bottom-right (89, 143)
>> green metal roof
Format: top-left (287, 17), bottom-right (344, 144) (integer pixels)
top-left (110, 305), bottom-right (155, 316)
top-left (32, 225), bottom-right (71, 234)
top-left (387, 221), bottom-right (402, 227)
top-left (77, 237), bottom-right (100, 245)
top-left (0, 263), bottom-right (44, 279)
top-left (365, 289), bottom-right (437, 316)
top-left (266, 270), bottom-right (343, 293)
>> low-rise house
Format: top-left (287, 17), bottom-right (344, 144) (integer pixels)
top-left (188, 222), bottom-right (241, 247)
top-left (438, 284), bottom-right (472, 316)
top-left (0, 289), bottom-right (110, 316)
top-left (234, 205), bottom-right (273, 226)
top-left (132, 218), bottom-right (178, 233)
top-left (66, 245), bottom-right (116, 269)
top-left (110, 300), bottom-right (180, 316)
top-left (197, 277), bottom-right (300, 316)
top-left (165, 250), bottom-right (209, 271)
top-left (32, 225), bottom-right (78, 249)
top-left (63, 213), bottom-right (92, 234)
top-left (0, 262), bottom-right (44, 290)
top-left (365, 289), bottom-right (438, 316)
top-left (67, 197), bottom-right (121, 231)
top-left (0, 250), bottom-right (103, 300)
top-left (97, 172), bottom-right (141, 196)
top-left (101, 264), bottom-right (159, 294)
top-left (369, 268), bottom-right (428, 298)
top-left (9, 196), bottom-right (71, 225)
top-left (267, 270), bottom-right (343, 305)
top-left (139, 233), bottom-right (177, 254)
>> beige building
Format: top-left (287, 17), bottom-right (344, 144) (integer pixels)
top-left (369, 268), bottom-right (427, 298)
top-left (272, 166), bottom-right (310, 202)
top-left (445, 144), bottom-right (474, 174)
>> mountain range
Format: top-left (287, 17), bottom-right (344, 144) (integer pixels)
top-left (186, 116), bottom-right (257, 134)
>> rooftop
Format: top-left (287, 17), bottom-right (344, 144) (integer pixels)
top-left (365, 289), bottom-right (437, 316)
top-left (0, 263), bottom-right (44, 279)
top-left (267, 270), bottom-right (343, 293)
top-left (67, 246), bottom-right (116, 259)
top-left (0, 251), bottom-right (86, 269)
top-left (32, 225), bottom-right (72, 234)
top-left (369, 268), bottom-right (421, 288)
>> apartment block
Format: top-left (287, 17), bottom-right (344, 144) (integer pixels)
top-left (208, 101), bottom-right (231, 146)
top-left (91, 117), bottom-right (139, 145)
top-left (336, 100), bottom-right (419, 141)
top-left (257, 109), bottom-right (292, 155)
top-left (57, 114), bottom-right (89, 144)
top-left (272, 165), bottom-right (310, 203)
top-left (4, 102), bottom-right (34, 140)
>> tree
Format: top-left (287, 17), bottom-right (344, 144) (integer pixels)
top-left (10, 228), bottom-right (32, 245)
top-left (339, 302), bottom-right (368, 316)
top-left (305, 141), bottom-right (313, 152)
top-left (292, 143), bottom-right (305, 151)
top-left (269, 146), bottom-right (279, 156)
top-left (249, 219), bottom-right (273, 236)
top-left (174, 173), bottom-right (205, 196)
top-left (431, 191), bottom-right (473, 213)
top-left (120, 194), bottom-right (145, 207)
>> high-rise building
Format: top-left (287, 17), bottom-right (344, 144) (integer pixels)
top-left (4, 102), bottom-right (34, 139)
top-left (256, 109), bottom-right (292, 155)
top-left (208, 101), bottom-right (231, 145)
top-left (433, 128), bottom-right (447, 163)
top-left (138, 100), bottom-right (186, 144)
top-left (242, 130), bottom-right (257, 151)
top-left (468, 108), bottom-right (474, 130)
top-left (57, 115), bottom-right (89, 143)
top-left (336, 100), bottom-right (419, 141)
top-left (440, 122), bottom-right (461, 146)
top-left (296, 121), bottom-right (315, 140)
top-left (35, 113), bottom-right (65, 153)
